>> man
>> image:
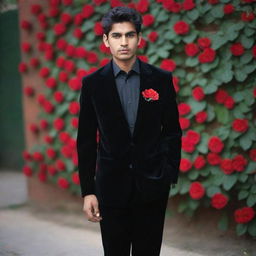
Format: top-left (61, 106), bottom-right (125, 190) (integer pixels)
top-left (76, 6), bottom-right (182, 256)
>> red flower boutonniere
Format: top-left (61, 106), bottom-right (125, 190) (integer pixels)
top-left (142, 88), bottom-right (159, 101)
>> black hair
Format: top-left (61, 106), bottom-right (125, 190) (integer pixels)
top-left (101, 6), bottom-right (142, 36)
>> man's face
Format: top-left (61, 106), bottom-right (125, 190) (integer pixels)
top-left (103, 21), bottom-right (142, 62)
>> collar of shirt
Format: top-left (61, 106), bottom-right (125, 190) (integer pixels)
top-left (112, 57), bottom-right (140, 78)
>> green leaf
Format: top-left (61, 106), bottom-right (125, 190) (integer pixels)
top-left (222, 174), bottom-right (237, 191)
top-left (248, 219), bottom-right (256, 237)
top-left (186, 9), bottom-right (199, 21)
top-left (177, 200), bottom-right (188, 213)
top-left (215, 105), bottom-right (230, 125)
top-left (197, 133), bottom-right (210, 154)
top-left (218, 213), bottom-right (229, 231)
top-left (238, 173), bottom-right (248, 183)
top-left (206, 186), bottom-right (221, 197)
top-left (236, 223), bottom-right (248, 236)
top-left (156, 9), bottom-right (169, 22)
top-left (251, 184), bottom-right (256, 194)
top-left (157, 48), bottom-right (170, 58)
top-left (188, 199), bottom-right (200, 210)
top-left (216, 126), bottom-right (230, 140)
top-left (244, 27), bottom-right (255, 37)
top-left (234, 69), bottom-right (247, 82)
top-left (241, 35), bottom-right (254, 49)
top-left (238, 190), bottom-right (249, 200)
top-left (247, 194), bottom-right (256, 207)
top-left (240, 51), bottom-right (253, 64)
top-left (185, 57), bottom-right (199, 67)
top-left (210, 5), bottom-right (224, 18)
top-left (188, 169), bottom-right (199, 180)
top-left (239, 132), bottom-right (252, 151)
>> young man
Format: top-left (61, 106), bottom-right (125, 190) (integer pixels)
top-left (76, 6), bottom-right (182, 256)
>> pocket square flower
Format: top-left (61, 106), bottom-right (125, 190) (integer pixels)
top-left (142, 88), bottom-right (159, 101)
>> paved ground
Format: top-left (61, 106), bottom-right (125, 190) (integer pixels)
top-left (0, 170), bottom-right (255, 256)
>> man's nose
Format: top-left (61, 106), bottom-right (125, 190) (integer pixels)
top-left (121, 35), bottom-right (128, 46)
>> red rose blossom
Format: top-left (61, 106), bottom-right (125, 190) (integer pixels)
top-left (208, 136), bottom-right (224, 153)
top-left (179, 117), bottom-right (190, 130)
top-left (180, 158), bottom-right (192, 172)
top-left (223, 4), bottom-right (235, 15)
top-left (23, 165), bottom-right (33, 176)
top-left (143, 14), bottom-right (155, 27)
top-left (195, 111), bottom-right (207, 123)
top-left (230, 43), bottom-right (244, 56)
top-left (232, 119), bottom-right (248, 133)
top-left (241, 12), bottom-right (255, 22)
top-left (189, 182), bottom-right (205, 200)
top-left (53, 118), bottom-right (65, 131)
top-left (69, 102), bottom-right (80, 115)
top-left (198, 48), bottom-right (216, 63)
top-left (197, 37), bottom-right (211, 49)
top-left (211, 193), bottom-right (228, 209)
top-left (182, 0), bottom-right (195, 10)
top-left (94, 22), bottom-right (104, 36)
top-left (232, 154), bottom-right (247, 172)
top-left (160, 59), bottom-right (176, 72)
top-left (234, 207), bottom-right (255, 224)
top-left (148, 31), bottom-right (158, 42)
top-left (173, 21), bottom-right (189, 35)
top-left (220, 158), bottom-right (235, 175)
top-left (72, 172), bottom-right (80, 185)
top-left (207, 152), bottom-right (222, 165)
top-left (136, 0), bottom-right (149, 13)
top-left (57, 177), bottom-right (69, 189)
top-left (215, 89), bottom-right (229, 104)
top-left (178, 103), bottom-right (191, 116)
top-left (249, 149), bottom-right (256, 161)
top-left (185, 43), bottom-right (199, 56)
top-left (194, 155), bottom-right (206, 169)
top-left (192, 86), bottom-right (205, 101)
top-left (182, 136), bottom-right (196, 153)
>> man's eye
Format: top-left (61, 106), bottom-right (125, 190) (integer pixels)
top-left (112, 34), bottom-right (120, 38)
top-left (127, 34), bottom-right (135, 37)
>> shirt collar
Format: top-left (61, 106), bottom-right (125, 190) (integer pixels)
top-left (112, 57), bottom-right (140, 77)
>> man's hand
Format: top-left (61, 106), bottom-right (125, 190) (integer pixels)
top-left (83, 194), bottom-right (102, 222)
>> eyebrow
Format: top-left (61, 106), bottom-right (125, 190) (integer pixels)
top-left (110, 31), bottom-right (137, 36)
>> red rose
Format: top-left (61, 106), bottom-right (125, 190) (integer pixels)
top-left (60, 13), bottom-right (73, 24)
top-left (143, 14), bottom-right (155, 27)
top-left (21, 42), bottom-right (31, 53)
top-left (220, 158), bottom-right (235, 175)
top-left (33, 152), bottom-right (44, 162)
top-left (232, 154), bottom-right (247, 172)
top-left (224, 96), bottom-right (235, 109)
top-left (39, 119), bottom-right (48, 130)
top-left (182, 0), bottom-right (195, 10)
top-left (207, 152), bottom-right (222, 165)
top-left (180, 158), bottom-right (192, 172)
top-left (189, 182), bottom-right (205, 200)
top-left (234, 207), bottom-right (255, 224)
top-left (55, 159), bottom-right (66, 171)
top-left (179, 117), bottom-right (190, 130)
top-left (138, 38), bottom-right (147, 49)
top-left (215, 89), bottom-right (229, 104)
top-left (232, 119), bottom-right (248, 132)
top-left (36, 32), bottom-right (46, 41)
top-left (48, 165), bottom-right (57, 176)
top-left (160, 59), bottom-right (176, 71)
top-left (56, 56), bottom-right (66, 68)
top-left (44, 135), bottom-right (54, 144)
top-left (76, 46), bottom-right (88, 57)
top-left (71, 117), bottom-right (78, 128)
top-left (63, 0), bottom-right (73, 5)
top-left (198, 48), bottom-right (216, 63)
top-left (173, 21), bottom-right (189, 35)
top-left (31, 4), bottom-right (42, 15)
top-left (61, 145), bottom-right (73, 158)
top-left (59, 71), bottom-right (69, 82)
top-left (74, 13), bottom-right (84, 26)
top-left (59, 131), bottom-right (70, 143)
top-left (136, 0), bottom-right (149, 13)
top-left (249, 149), bottom-right (256, 161)
top-left (56, 38), bottom-right (67, 50)
top-left (57, 177), bottom-right (69, 189)
top-left (72, 172), bottom-right (80, 185)
top-left (94, 22), bottom-right (104, 36)
top-left (241, 12), bottom-right (255, 22)
top-left (53, 23), bottom-right (66, 36)
top-left (163, 1), bottom-right (182, 13)
top-left (53, 118), bottom-right (65, 131)
top-left (194, 155), bottom-right (206, 170)
top-left (69, 101), bottom-right (80, 115)
top-left (39, 67), bottom-right (50, 78)
top-left (21, 20), bottom-right (32, 30)
top-left (230, 43), bottom-right (244, 56)
top-left (37, 94), bottom-right (46, 105)
top-left (223, 4), bottom-right (235, 15)
top-left (99, 42), bottom-right (110, 54)
top-left (86, 51), bottom-right (99, 63)
top-left (54, 91), bottom-right (64, 103)
top-left (208, 136), bottom-right (224, 153)
top-left (68, 77), bottom-right (81, 91)
top-left (73, 28), bottom-right (83, 39)
top-left (93, 0), bottom-right (108, 5)
top-left (23, 165), bottom-right (33, 176)
top-left (64, 60), bottom-right (75, 72)
top-left (46, 148), bottom-right (56, 159)
top-left (82, 4), bottom-right (94, 18)
top-left (195, 111), bottom-right (207, 123)
top-left (211, 193), bottom-right (228, 209)
top-left (186, 130), bottom-right (200, 145)
top-left (29, 123), bottom-right (39, 133)
top-left (148, 31), bottom-right (158, 42)
top-left (253, 88), bottom-right (256, 98)
top-left (197, 37), bottom-right (211, 49)
top-left (18, 62), bottom-right (27, 73)
top-left (208, 0), bottom-right (218, 4)
top-left (22, 150), bottom-right (32, 161)
top-left (192, 86), bottom-right (205, 101)
top-left (142, 88), bottom-right (159, 101)
top-left (43, 100), bottom-right (55, 113)
top-left (182, 136), bottom-right (195, 153)
top-left (178, 103), bottom-right (191, 115)
top-left (185, 43), bottom-right (199, 56)
top-left (45, 77), bottom-right (57, 89)
top-left (30, 58), bottom-right (40, 68)
top-left (24, 86), bottom-right (34, 97)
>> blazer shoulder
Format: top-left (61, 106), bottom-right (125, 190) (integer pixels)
top-left (81, 64), bottom-right (106, 85)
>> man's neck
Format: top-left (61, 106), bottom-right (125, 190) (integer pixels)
top-left (112, 56), bottom-right (137, 73)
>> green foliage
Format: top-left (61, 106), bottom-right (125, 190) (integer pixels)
top-left (21, 0), bottom-right (256, 238)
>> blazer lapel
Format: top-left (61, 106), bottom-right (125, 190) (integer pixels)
top-left (100, 57), bottom-right (154, 140)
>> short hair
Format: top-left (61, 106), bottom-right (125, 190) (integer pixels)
top-left (101, 6), bottom-right (142, 36)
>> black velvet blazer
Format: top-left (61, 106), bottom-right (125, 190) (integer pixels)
top-left (76, 58), bottom-right (182, 207)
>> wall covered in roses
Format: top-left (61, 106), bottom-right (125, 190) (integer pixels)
top-left (19, 0), bottom-right (256, 237)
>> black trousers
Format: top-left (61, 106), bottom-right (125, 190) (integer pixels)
top-left (98, 177), bottom-right (170, 256)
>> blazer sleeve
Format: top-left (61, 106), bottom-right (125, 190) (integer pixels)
top-left (76, 76), bottom-right (98, 198)
top-left (161, 72), bottom-right (182, 185)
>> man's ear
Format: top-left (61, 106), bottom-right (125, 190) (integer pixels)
top-left (137, 32), bottom-right (142, 46)
top-left (103, 33), bottom-right (109, 47)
